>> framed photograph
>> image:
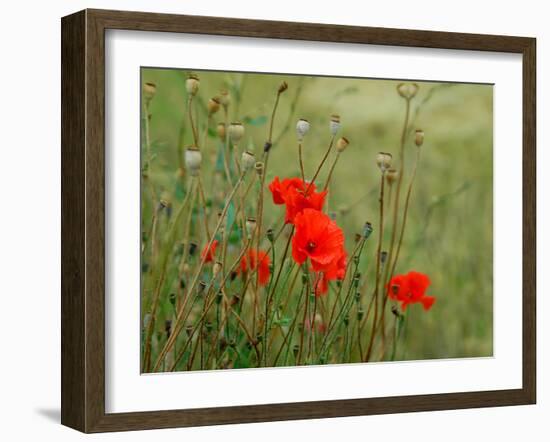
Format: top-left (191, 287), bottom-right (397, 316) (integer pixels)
top-left (61, 9), bottom-right (536, 432)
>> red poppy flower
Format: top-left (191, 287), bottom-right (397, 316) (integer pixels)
top-left (292, 208), bottom-right (345, 273)
top-left (387, 271), bottom-right (436, 311)
top-left (239, 249), bottom-right (271, 287)
top-left (268, 176), bottom-right (327, 224)
top-left (201, 239), bottom-right (218, 263)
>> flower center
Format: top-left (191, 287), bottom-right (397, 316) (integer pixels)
top-left (307, 241), bottom-right (316, 252)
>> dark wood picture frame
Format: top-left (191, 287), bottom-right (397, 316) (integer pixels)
top-left (61, 8), bottom-right (536, 433)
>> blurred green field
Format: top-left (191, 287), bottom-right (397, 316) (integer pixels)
top-left (142, 67), bottom-right (493, 361)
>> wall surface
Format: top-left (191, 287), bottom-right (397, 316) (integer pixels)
top-left (0, 0), bottom-right (546, 440)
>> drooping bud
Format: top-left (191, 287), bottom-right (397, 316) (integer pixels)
top-left (186, 74), bottom-right (200, 96)
top-left (415, 129), bottom-right (425, 147)
top-left (330, 114), bottom-right (341, 136)
top-left (207, 96), bottom-right (221, 115)
top-left (266, 228), bottom-right (275, 243)
top-left (296, 118), bottom-right (310, 141)
top-left (184, 146), bottom-right (202, 176)
top-left (241, 150), bottom-right (256, 172)
top-left (376, 152), bottom-right (393, 172)
top-left (336, 136), bottom-right (349, 153)
top-left (278, 81), bottom-right (288, 94)
top-left (228, 122), bottom-right (245, 144)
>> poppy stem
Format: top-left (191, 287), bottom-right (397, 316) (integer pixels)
top-left (298, 142), bottom-right (306, 182)
top-left (364, 171), bottom-right (386, 362)
top-left (323, 152), bottom-right (341, 192)
top-left (306, 136), bottom-right (335, 192)
top-left (188, 95), bottom-right (199, 147)
top-left (377, 96), bottom-right (412, 357)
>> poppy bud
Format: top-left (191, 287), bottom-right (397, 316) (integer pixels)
top-left (396, 82), bottom-right (419, 99)
top-left (363, 221), bottom-right (373, 239)
top-left (296, 118), bottom-right (310, 141)
top-left (415, 129), bottom-right (424, 147)
top-left (263, 141), bottom-right (272, 153)
top-left (188, 241), bottom-right (198, 256)
top-left (336, 136), bottom-right (349, 153)
top-left (207, 96), bottom-right (221, 115)
top-left (376, 152), bottom-right (392, 172)
top-left (381, 251), bottom-right (388, 264)
top-left (228, 122), bottom-right (245, 144)
top-left (246, 217), bottom-right (257, 237)
top-left (391, 305), bottom-right (402, 318)
top-left (143, 82), bottom-right (157, 101)
top-left (169, 292), bottom-right (176, 306)
top-left (219, 89), bottom-right (231, 107)
top-left (230, 294), bottom-right (240, 306)
top-left (184, 146), bottom-right (202, 176)
top-left (255, 161), bottom-right (264, 177)
top-left (278, 81), bottom-right (288, 94)
top-left (386, 168), bottom-right (399, 185)
top-left (186, 74), bottom-right (200, 96)
top-left (330, 114), bottom-right (341, 136)
top-left (216, 122), bottom-right (226, 140)
top-left (293, 344), bottom-right (300, 358)
top-left (241, 150), bottom-right (256, 172)
top-left (165, 319), bottom-right (172, 338)
top-left (357, 307), bottom-right (365, 321)
top-left (266, 228), bottom-right (275, 243)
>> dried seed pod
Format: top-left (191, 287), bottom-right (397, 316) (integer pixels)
top-left (386, 168), bottom-right (399, 186)
top-left (213, 261), bottom-right (223, 278)
top-left (207, 96), bottom-right (221, 115)
top-left (246, 217), bottom-right (257, 237)
top-left (376, 152), bottom-right (393, 172)
top-left (330, 114), bottom-right (341, 136)
top-left (336, 136), bottom-right (349, 153)
top-left (184, 146), bottom-right (202, 176)
top-left (216, 122), bottom-right (226, 140)
top-left (228, 122), bottom-right (245, 144)
top-left (415, 129), bottom-right (425, 147)
top-left (186, 74), bottom-right (200, 96)
top-left (241, 150), bottom-right (256, 172)
top-left (143, 82), bottom-right (157, 101)
top-left (397, 82), bottom-right (419, 99)
top-left (296, 118), bottom-right (310, 141)
top-left (255, 161), bottom-right (264, 177)
top-left (219, 89), bottom-right (230, 107)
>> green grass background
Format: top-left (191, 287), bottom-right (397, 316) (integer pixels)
top-left (141, 67), bottom-right (493, 361)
